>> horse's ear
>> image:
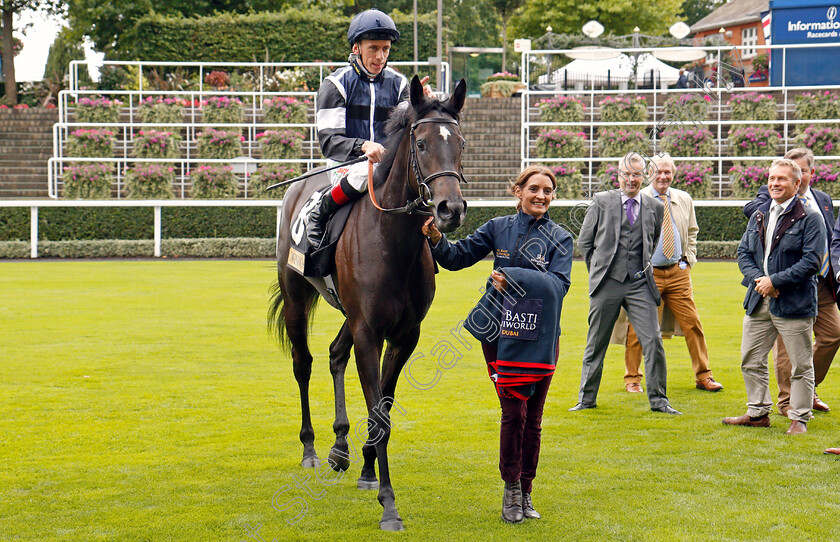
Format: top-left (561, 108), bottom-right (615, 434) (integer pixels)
top-left (448, 78), bottom-right (467, 114)
top-left (410, 75), bottom-right (425, 107)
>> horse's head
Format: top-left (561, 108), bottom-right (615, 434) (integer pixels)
top-left (408, 75), bottom-right (468, 233)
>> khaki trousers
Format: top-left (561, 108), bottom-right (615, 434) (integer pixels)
top-left (741, 298), bottom-right (815, 422)
top-left (773, 277), bottom-right (840, 410)
top-left (624, 265), bottom-right (711, 383)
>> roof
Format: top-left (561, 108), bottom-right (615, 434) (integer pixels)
top-left (690, 0), bottom-right (769, 34)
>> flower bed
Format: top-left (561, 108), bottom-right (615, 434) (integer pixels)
top-left (550, 163), bottom-right (584, 199)
top-left (61, 163), bottom-right (114, 199)
top-left (196, 128), bottom-right (244, 159)
top-left (480, 80), bottom-right (525, 98)
top-left (660, 126), bottom-right (715, 157)
top-left (728, 92), bottom-right (777, 121)
top-left (596, 128), bottom-right (647, 158)
top-left (729, 163), bottom-right (770, 198)
top-left (125, 164), bottom-right (176, 199)
top-left (190, 165), bottom-right (239, 198)
top-left (598, 95), bottom-right (648, 124)
top-left (793, 125), bottom-right (840, 156)
top-left (66, 129), bottom-right (115, 158)
top-left (811, 163), bottom-right (840, 197)
top-left (132, 130), bottom-right (181, 159)
top-left (263, 96), bottom-right (309, 131)
top-left (256, 130), bottom-right (304, 160)
top-left (795, 91), bottom-right (840, 130)
top-left (535, 129), bottom-right (587, 158)
top-left (537, 96), bottom-right (586, 123)
top-left (138, 97), bottom-right (188, 124)
top-left (249, 164), bottom-right (299, 198)
top-left (594, 163), bottom-right (622, 190)
top-left (663, 94), bottom-right (709, 123)
top-left (486, 71), bottom-right (519, 82)
top-left (673, 161), bottom-right (713, 199)
top-left (201, 96), bottom-right (244, 125)
top-left (75, 96), bottom-right (122, 124)
top-left (727, 126), bottom-right (780, 157)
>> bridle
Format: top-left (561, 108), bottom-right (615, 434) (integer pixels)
top-left (368, 116), bottom-right (468, 215)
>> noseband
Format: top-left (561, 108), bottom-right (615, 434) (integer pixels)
top-left (369, 116), bottom-right (468, 215)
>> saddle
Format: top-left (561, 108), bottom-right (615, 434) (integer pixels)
top-left (287, 187), bottom-right (354, 278)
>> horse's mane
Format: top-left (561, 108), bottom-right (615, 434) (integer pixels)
top-left (373, 96), bottom-right (462, 187)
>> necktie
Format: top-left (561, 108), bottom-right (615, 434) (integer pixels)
top-left (625, 199), bottom-right (636, 226)
top-left (658, 193), bottom-right (675, 259)
top-left (799, 195), bottom-right (830, 277)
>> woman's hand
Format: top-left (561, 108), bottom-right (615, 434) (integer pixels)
top-left (490, 270), bottom-right (508, 292)
top-left (422, 217), bottom-right (442, 245)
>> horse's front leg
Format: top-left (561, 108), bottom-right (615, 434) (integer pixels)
top-left (327, 321), bottom-right (354, 472)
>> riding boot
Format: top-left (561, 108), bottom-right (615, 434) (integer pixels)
top-left (501, 480), bottom-right (524, 524)
top-left (522, 492), bottom-right (541, 519)
top-left (306, 191), bottom-right (341, 252)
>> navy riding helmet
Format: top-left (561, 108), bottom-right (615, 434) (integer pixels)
top-left (347, 9), bottom-right (400, 47)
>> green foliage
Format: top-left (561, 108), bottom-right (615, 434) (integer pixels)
top-left (66, 129), bottom-right (116, 158)
top-left (125, 164), bottom-right (176, 199)
top-left (43, 26), bottom-right (89, 82)
top-left (672, 161), bottom-right (713, 199)
top-left (549, 163), bottom-right (583, 199)
top-left (256, 130), bottom-right (304, 160)
top-left (61, 163), bottom-right (115, 199)
top-left (811, 163), bottom-right (840, 197)
top-left (660, 126), bottom-right (715, 157)
top-left (132, 130), bottom-right (182, 159)
top-left (190, 165), bottom-right (239, 198)
top-left (662, 94), bottom-right (709, 122)
top-left (262, 96), bottom-right (309, 135)
top-left (196, 128), bottom-right (243, 159)
top-left (248, 164), bottom-right (298, 199)
top-left (793, 126), bottom-right (840, 156)
top-left (596, 128), bottom-right (648, 158)
top-left (681, 0), bottom-right (718, 26)
top-left (201, 96), bottom-right (244, 125)
top-left (535, 129), bottom-right (587, 158)
top-left (74, 96), bottom-right (122, 124)
top-left (130, 9), bottom-right (438, 64)
top-left (728, 163), bottom-right (770, 199)
top-left (138, 97), bottom-right (188, 124)
top-left (538, 96), bottom-right (586, 123)
top-left (727, 127), bottom-right (780, 157)
top-left (727, 92), bottom-right (777, 121)
top-left (794, 91), bottom-right (840, 127)
top-left (479, 80), bottom-right (522, 97)
top-left (599, 95), bottom-right (648, 124)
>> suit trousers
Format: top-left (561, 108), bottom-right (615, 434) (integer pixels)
top-left (773, 277), bottom-right (840, 410)
top-left (579, 276), bottom-right (669, 409)
top-left (741, 297), bottom-right (815, 422)
top-left (624, 265), bottom-right (712, 383)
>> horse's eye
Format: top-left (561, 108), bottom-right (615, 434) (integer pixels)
top-left (416, 140), bottom-right (426, 152)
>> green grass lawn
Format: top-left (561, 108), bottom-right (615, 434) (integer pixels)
top-left (1, 260), bottom-right (839, 542)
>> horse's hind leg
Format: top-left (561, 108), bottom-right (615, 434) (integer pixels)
top-left (285, 273), bottom-right (320, 468)
top-left (327, 321), bottom-right (354, 472)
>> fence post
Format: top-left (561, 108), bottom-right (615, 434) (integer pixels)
top-left (30, 206), bottom-right (38, 259)
top-left (154, 206), bottom-right (162, 258)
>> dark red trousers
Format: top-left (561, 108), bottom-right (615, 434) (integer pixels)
top-left (482, 342), bottom-right (554, 495)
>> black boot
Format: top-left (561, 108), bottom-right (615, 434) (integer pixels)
top-left (522, 492), bottom-right (541, 519)
top-left (501, 480), bottom-right (523, 524)
top-left (306, 190), bottom-right (340, 251)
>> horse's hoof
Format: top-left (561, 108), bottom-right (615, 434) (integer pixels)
top-left (327, 449), bottom-right (350, 472)
top-left (380, 518), bottom-right (404, 531)
top-left (301, 456), bottom-right (321, 469)
top-left (357, 477), bottom-right (379, 490)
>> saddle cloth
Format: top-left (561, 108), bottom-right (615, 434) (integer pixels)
top-left (287, 187), bottom-right (354, 278)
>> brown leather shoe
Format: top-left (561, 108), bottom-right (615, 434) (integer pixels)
top-left (625, 382), bottom-right (643, 393)
top-left (813, 394), bottom-right (830, 412)
top-left (786, 420), bottom-right (807, 435)
top-left (824, 448), bottom-right (840, 455)
top-left (722, 413), bottom-right (771, 427)
top-left (696, 377), bottom-right (723, 392)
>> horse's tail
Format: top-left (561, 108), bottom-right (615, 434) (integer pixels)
top-left (267, 277), bottom-right (319, 353)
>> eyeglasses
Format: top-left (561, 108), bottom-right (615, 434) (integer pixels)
top-left (619, 171), bottom-right (646, 179)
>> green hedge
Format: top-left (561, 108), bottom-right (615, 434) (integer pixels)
top-left (0, 205), bottom-right (752, 243)
top-left (132, 9), bottom-right (438, 65)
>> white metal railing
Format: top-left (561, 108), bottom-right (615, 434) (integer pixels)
top-left (2, 199), bottom-right (795, 259)
top-left (520, 43), bottom-right (840, 197)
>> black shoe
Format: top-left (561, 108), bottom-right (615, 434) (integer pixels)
top-left (522, 492), bottom-right (540, 519)
top-left (306, 190), bottom-right (340, 251)
top-left (568, 403), bottom-right (596, 411)
top-left (501, 480), bottom-right (523, 524)
top-left (652, 405), bottom-right (682, 415)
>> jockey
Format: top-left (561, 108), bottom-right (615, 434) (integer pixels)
top-left (307, 9), bottom-right (407, 250)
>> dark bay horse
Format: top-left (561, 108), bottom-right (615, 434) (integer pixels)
top-left (269, 75), bottom-right (467, 531)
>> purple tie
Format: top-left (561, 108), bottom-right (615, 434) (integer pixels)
top-left (625, 199), bottom-right (636, 226)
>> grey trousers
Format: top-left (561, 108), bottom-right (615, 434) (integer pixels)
top-left (741, 298), bottom-right (815, 423)
top-left (578, 276), bottom-right (670, 409)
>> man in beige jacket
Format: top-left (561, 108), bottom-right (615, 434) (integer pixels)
top-left (623, 153), bottom-right (723, 393)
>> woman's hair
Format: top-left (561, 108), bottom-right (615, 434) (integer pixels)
top-left (509, 165), bottom-right (556, 210)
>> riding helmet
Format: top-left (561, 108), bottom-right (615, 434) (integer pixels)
top-left (347, 9), bottom-right (400, 46)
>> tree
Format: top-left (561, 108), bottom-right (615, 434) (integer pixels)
top-left (489, 0), bottom-right (524, 72)
top-left (2, 0), bottom-right (61, 105)
top-left (509, 0), bottom-right (683, 42)
top-left (43, 26), bottom-right (88, 81)
top-left (681, 0), bottom-right (718, 27)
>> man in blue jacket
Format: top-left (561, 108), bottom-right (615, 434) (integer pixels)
top-left (726, 158), bottom-right (825, 434)
top-left (743, 148), bottom-right (840, 416)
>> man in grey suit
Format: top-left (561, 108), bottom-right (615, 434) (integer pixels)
top-left (571, 152), bottom-right (680, 414)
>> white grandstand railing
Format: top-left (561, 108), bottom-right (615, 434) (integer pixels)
top-left (2, 199), bottom-right (779, 259)
top-left (520, 43), bottom-right (840, 198)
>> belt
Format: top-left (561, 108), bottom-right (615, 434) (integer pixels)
top-left (654, 263), bottom-right (678, 270)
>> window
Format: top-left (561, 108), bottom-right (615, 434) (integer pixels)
top-left (742, 26), bottom-right (757, 58)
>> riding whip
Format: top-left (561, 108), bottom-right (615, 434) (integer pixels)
top-left (264, 155), bottom-right (368, 191)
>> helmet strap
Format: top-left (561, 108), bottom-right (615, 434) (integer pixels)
top-left (348, 52), bottom-right (385, 82)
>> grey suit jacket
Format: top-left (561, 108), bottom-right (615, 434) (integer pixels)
top-left (578, 189), bottom-right (664, 304)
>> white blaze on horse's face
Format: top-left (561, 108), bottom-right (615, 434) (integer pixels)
top-left (438, 125), bottom-right (451, 142)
